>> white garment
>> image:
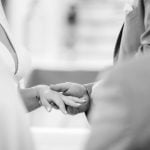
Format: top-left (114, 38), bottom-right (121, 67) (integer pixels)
top-left (13, 42), bottom-right (31, 82)
top-left (0, 1), bottom-right (34, 150)
top-left (0, 41), bottom-right (31, 82)
top-left (0, 56), bottom-right (34, 150)
top-left (0, 1), bottom-right (31, 82)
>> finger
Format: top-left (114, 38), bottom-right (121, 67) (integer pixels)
top-left (54, 98), bottom-right (67, 114)
top-left (49, 101), bottom-right (59, 109)
top-left (66, 106), bottom-right (80, 115)
top-left (40, 94), bottom-right (52, 112)
top-left (66, 96), bottom-right (87, 103)
top-left (47, 93), bottom-right (67, 114)
top-left (63, 90), bottom-right (71, 96)
top-left (50, 83), bottom-right (70, 93)
top-left (60, 95), bottom-right (82, 107)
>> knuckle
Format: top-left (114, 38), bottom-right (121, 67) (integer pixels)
top-left (66, 82), bottom-right (71, 85)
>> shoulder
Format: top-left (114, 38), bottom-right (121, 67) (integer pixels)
top-left (14, 44), bottom-right (32, 81)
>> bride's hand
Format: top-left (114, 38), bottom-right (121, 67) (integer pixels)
top-left (36, 85), bottom-right (86, 114)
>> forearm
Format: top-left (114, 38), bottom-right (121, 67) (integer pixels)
top-left (19, 87), bottom-right (41, 112)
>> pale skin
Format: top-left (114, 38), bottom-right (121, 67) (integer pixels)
top-left (50, 82), bottom-right (91, 115)
top-left (19, 84), bottom-right (87, 114)
top-left (1, 0), bottom-right (88, 114)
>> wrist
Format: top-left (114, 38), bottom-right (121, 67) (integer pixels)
top-left (33, 85), bottom-right (43, 107)
top-left (83, 84), bottom-right (90, 101)
top-left (83, 84), bottom-right (92, 115)
top-left (19, 86), bottom-right (42, 112)
top-left (26, 86), bottom-right (43, 109)
top-left (83, 83), bottom-right (93, 97)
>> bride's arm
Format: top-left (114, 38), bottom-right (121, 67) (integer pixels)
top-left (19, 86), bottom-right (43, 112)
top-left (19, 85), bottom-right (84, 113)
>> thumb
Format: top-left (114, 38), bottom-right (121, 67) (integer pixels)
top-left (50, 83), bottom-right (70, 93)
top-left (63, 89), bottom-right (73, 96)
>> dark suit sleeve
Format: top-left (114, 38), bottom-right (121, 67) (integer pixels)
top-left (85, 54), bottom-right (150, 150)
top-left (83, 66), bottom-right (113, 118)
top-left (139, 0), bottom-right (150, 53)
top-left (85, 64), bottom-right (130, 150)
top-left (113, 24), bottom-right (124, 62)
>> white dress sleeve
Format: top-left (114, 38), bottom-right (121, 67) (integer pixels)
top-left (0, 51), bottom-right (35, 150)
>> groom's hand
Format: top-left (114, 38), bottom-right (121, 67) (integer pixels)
top-left (50, 82), bottom-right (90, 115)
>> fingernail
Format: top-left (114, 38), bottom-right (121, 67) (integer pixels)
top-left (81, 99), bottom-right (86, 102)
top-left (46, 107), bottom-right (51, 112)
top-left (63, 110), bottom-right (67, 114)
top-left (77, 103), bottom-right (82, 106)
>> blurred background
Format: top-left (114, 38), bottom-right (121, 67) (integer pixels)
top-left (4, 0), bottom-right (125, 149)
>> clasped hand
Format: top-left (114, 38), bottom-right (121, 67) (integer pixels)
top-left (37, 83), bottom-right (90, 114)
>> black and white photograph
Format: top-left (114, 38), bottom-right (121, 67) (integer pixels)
top-left (0, 0), bottom-right (150, 150)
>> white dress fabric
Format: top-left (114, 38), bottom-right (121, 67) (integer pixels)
top-left (0, 1), bottom-right (34, 150)
top-left (0, 0), bottom-right (31, 82)
top-left (0, 58), bottom-right (34, 150)
top-left (0, 41), bottom-right (31, 82)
